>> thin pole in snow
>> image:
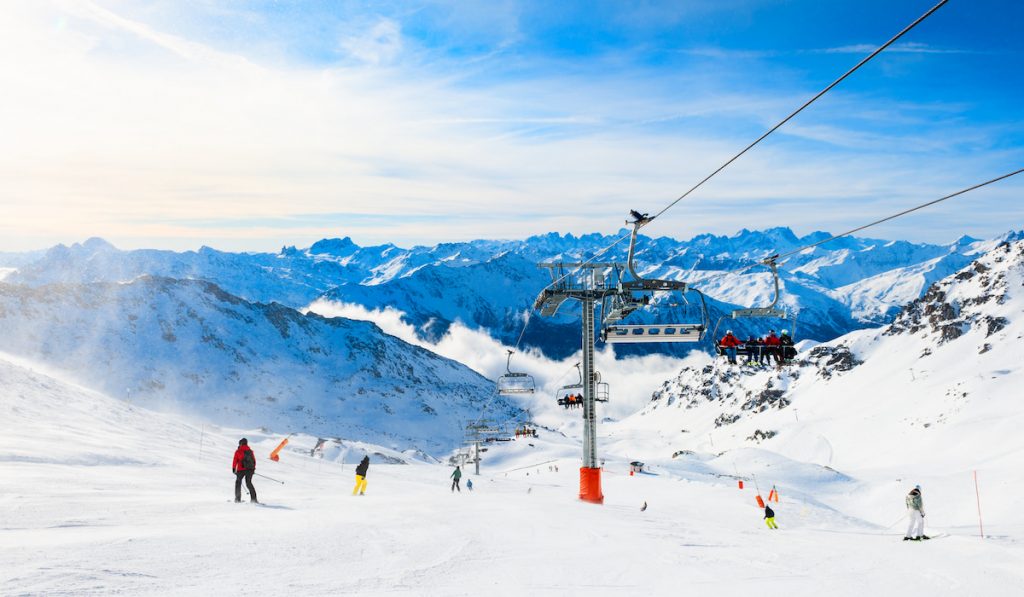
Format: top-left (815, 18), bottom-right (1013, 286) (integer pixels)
top-left (974, 470), bottom-right (985, 539)
top-left (708, 433), bottom-right (714, 448)
top-left (198, 425), bottom-right (204, 460)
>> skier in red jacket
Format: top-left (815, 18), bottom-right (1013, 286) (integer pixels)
top-left (764, 331), bottom-right (782, 367)
top-left (232, 438), bottom-right (258, 503)
top-left (719, 330), bottom-right (741, 364)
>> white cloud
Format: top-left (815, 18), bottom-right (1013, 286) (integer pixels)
top-left (0, 1), bottom-right (1018, 252)
top-left (305, 299), bottom-right (702, 424)
top-left (339, 18), bottom-right (403, 66)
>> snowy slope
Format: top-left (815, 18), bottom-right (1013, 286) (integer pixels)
top-left (613, 239), bottom-right (1024, 529)
top-left (4, 353), bottom-right (1024, 596)
top-left (0, 277), bottom-right (521, 455)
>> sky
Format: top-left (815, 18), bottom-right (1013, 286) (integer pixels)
top-left (0, 0), bottom-right (1021, 252)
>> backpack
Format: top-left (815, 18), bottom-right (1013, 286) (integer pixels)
top-left (242, 449), bottom-right (255, 471)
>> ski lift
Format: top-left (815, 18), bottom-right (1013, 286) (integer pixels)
top-left (711, 256), bottom-right (797, 363)
top-left (496, 349), bottom-right (536, 395)
top-left (600, 214), bottom-right (708, 344)
top-left (556, 363), bottom-right (609, 406)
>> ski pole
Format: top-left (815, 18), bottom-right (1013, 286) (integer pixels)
top-left (254, 472), bottom-right (284, 484)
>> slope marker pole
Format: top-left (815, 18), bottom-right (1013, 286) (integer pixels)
top-left (974, 470), bottom-right (985, 539)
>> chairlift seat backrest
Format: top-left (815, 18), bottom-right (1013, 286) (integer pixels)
top-left (603, 324), bottom-right (704, 344)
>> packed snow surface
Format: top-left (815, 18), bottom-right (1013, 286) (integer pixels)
top-left (3, 355), bottom-right (1023, 596)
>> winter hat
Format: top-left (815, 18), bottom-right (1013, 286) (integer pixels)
top-left (914, 484), bottom-right (921, 491)
top-left (239, 438), bottom-right (248, 446)
top-left (726, 329), bottom-right (733, 335)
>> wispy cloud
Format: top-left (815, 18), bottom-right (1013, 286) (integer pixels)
top-left (816, 41), bottom-right (970, 55)
top-left (0, 1), bottom-right (1019, 252)
top-left (339, 18), bottom-right (403, 66)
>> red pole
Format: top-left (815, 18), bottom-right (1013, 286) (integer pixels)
top-left (974, 470), bottom-right (985, 539)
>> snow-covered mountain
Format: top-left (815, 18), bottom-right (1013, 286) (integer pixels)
top-left (0, 276), bottom-right (522, 455)
top-left (622, 238), bottom-right (1024, 477)
top-left (3, 228), bottom-right (1016, 359)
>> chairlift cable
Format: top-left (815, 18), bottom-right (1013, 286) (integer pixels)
top-left (509, 0), bottom-right (948, 352)
top-left (643, 0), bottom-right (949, 228)
top-left (692, 167), bottom-right (1024, 290)
top-left (772, 168), bottom-right (1024, 262)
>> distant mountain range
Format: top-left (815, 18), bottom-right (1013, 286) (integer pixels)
top-left (3, 227), bottom-right (1019, 359)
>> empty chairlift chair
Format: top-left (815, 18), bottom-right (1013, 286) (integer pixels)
top-left (600, 215), bottom-right (708, 345)
top-left (496, 349), bottom-right (536, 395)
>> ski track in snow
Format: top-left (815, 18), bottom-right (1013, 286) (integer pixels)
top-left (3, 356), bottom-right (1024, 596)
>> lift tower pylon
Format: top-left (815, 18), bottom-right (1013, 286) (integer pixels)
top-left (533, 262), bottom-right (622, 504)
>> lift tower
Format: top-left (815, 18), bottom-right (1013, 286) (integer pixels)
top-left (533, 262), bottom-right (621, 503)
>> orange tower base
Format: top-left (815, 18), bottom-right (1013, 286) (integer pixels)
top-left (579, 467), bottom-right (604, 504)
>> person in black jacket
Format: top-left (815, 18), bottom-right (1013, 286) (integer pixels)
top-left (764, 504), bottom-right (778, 529)
top-left (352, 455), bottom-right (370, 496)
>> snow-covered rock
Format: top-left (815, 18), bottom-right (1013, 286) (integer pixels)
top-left (622, 239), bottom-right (1024, 476)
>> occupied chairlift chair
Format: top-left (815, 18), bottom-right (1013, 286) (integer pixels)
top-left (712, 256), bottom-right (797, 361)
top-left (496, 349), bottom-right (536, 395)
top-left (600, 213), bottom-right (708, 344)
top-left (556, 362), bottom-right (610, 406)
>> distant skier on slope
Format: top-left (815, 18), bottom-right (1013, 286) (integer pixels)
top-left (231, 438), bottom-right (258, 504)
top-left (352, 455), bottom-right (370, 496)
top-left (451, 465), bottom-right (462, 492)
top-left (467, 478), bottom-right (474, 491)
top-left (904, 485), bottom-right (930, 541)
top-left (764, 504), bottom-right (778, 529)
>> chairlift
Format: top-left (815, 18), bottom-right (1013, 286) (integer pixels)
top-left (496, 349), bottom-right (536, 395)
top-left (600, 214), bottom-right (708, 344)
top-left (712, 256), bottom-right (797, 363)
top-left (556, 363), bottom-right (609, 407)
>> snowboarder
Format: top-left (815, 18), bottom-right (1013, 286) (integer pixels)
top-left (231, 438), bottom-right (258, 504)
top-left (719, 330), bottom-right (741, 364)
top-left (352, 455), bottom-right (370, 496)
top-left (451, 465), bottom-right (462, 492)
top-left (904, 485), bottom-right (929, 541)
top-left (764, 504), bottom-right (778, 529)
top-left (467, 478), bottom-right (474, 492)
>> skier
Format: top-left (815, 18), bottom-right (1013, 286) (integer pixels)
top-left (352, 455), bottom-right (370, 496)
top-left (764, 504), bottom-right (778, 529)
top-left (719, 330), bottom-right (741, 364)
top-left (904, 485), bottom-right (929, 541)
top-left (451, 465), bottom-right (462, 492)
top-left (231, 438), bottom-right (258, 504)
top-left (744, 336), bottom-right (760, 365)
top-left (764, 330), bottom-right (782, 366)
top-left (467, 478), bottom-right (474, 492)
top-left (779, 330), bottom-right (796, 363)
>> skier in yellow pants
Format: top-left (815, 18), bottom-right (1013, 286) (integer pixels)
top-left (764, 504), bottom-right (778, 529)
top-left (352, 455), bottom-right (369, 495)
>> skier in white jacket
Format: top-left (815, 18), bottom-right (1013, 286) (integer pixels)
top-left (904, 485), bottom-right (930, 541)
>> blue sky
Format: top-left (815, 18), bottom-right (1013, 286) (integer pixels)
top-left (0, 0), bottom-right (1021, 251)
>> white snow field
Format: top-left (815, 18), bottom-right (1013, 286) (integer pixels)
top-left (3, 353), bottom-right (1024, 597)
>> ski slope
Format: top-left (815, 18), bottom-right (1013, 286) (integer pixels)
top-left (3, 355), bottom-right (1023, 596)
